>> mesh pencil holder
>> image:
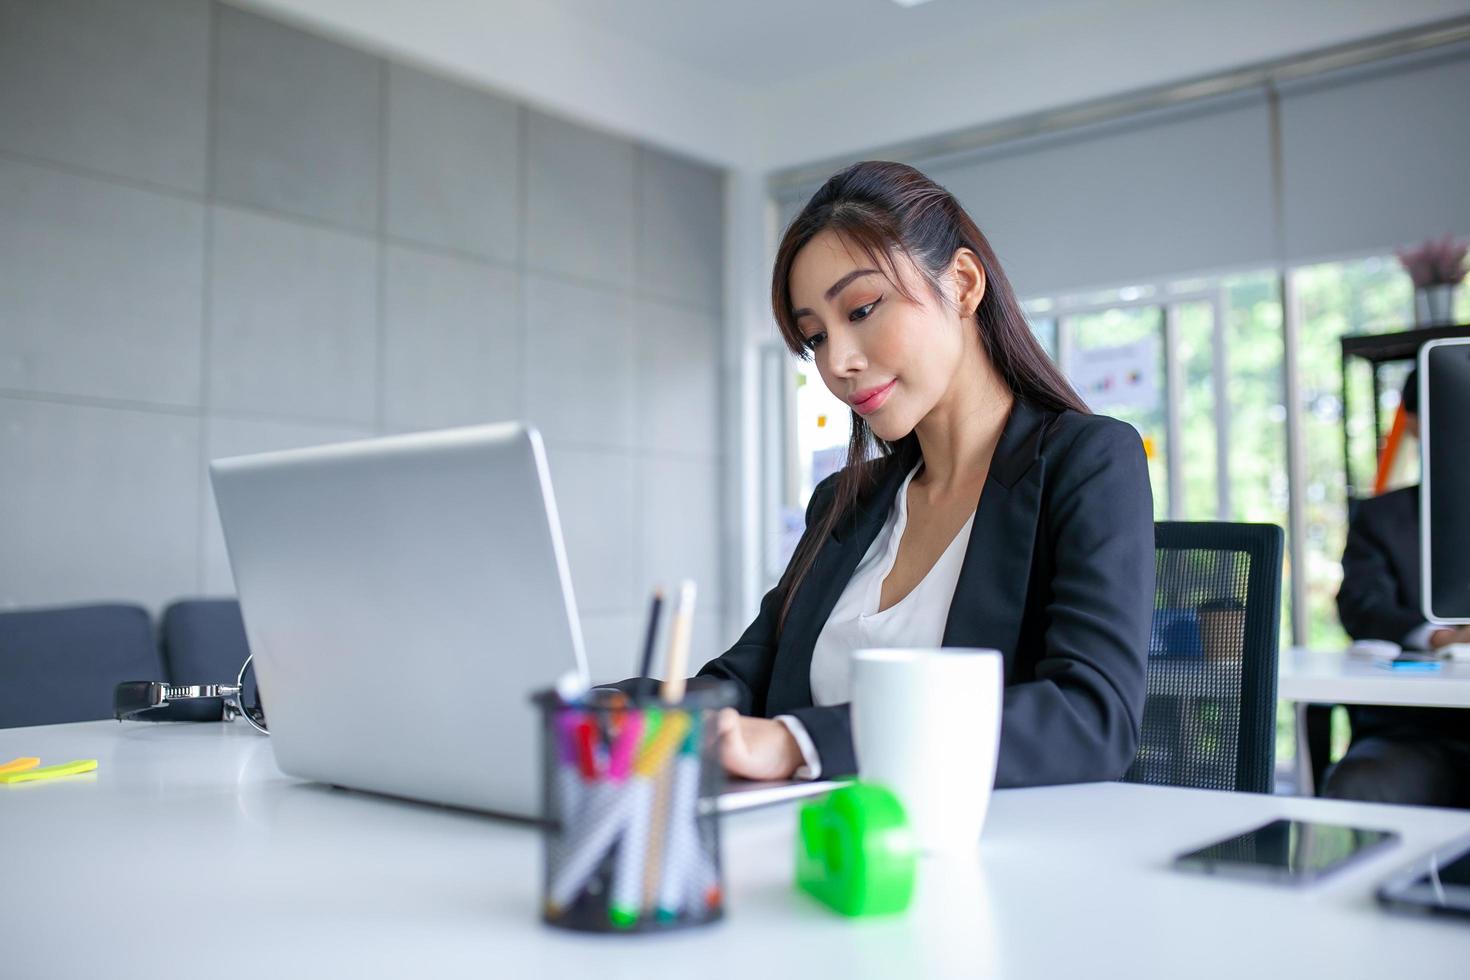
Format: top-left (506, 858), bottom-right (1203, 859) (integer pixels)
top-left (532, 679), bottom-right (737, 933)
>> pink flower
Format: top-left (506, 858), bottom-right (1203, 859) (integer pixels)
top-left (1397, 235), bottom-right (1468, 287)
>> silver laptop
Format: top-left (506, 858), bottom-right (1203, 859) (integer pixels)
top-left (212, 422), bottom-right (837, 818)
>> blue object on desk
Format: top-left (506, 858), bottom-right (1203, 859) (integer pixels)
top-left (1375, 658), bottom-right (1441, 671)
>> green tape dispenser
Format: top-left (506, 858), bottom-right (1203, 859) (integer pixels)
top-left (796, 782), bottom-right (917, 916)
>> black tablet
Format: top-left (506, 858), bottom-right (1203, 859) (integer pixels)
top-left (1377, 832), bottom-right (1470, 920)
top-left (1173, 818), bottom-right (1399, 884)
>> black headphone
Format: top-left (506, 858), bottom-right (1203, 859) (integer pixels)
top-left (113, 655), bottom-right (267, 733)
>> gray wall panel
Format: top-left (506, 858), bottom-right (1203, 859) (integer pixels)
top-left (578, 611), bottom-right (643, 685)
top-left (545, 448), bottom-right (640, 616)
top-left (208, 206), bottom-right (379, 425)
top-left (213, 5), bottom-right (382, 232)
top-left (635, 300), bottom-right (721, 457)
top-left (639, 455), bottom-right (724, 634)
top-left (0, 158), bottom-right (204, 407)
top-left (525, 111), bottom-right (636, 288)
top-left (0, 0), bottom-right (209, 193)
top-left (0, 398), bottom-right (200, 611)
top-left (1, 1), bottom-right (728, 645)
top-left (637, 147), bottom-right (725, 311)
top-left (525, 275), bottom-right (636, 450)
top-left (383, 245), bottom-right (521, 432)
top-left (386, 64), bottom-right (521, 262)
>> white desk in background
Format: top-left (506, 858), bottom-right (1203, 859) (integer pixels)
top-left (1280, 646), bottom-right (1470, 793)
top-left (2, 721), bottom-right (1468, 980)
top-left (1280, 646), bottom-right (1470, 708)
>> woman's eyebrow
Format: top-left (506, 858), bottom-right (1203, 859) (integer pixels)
top-left (791, 268), bottom-right (881, 319)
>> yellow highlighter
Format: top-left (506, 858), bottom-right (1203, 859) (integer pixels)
top-left (0, 757), bottom-right (41, 775)
top-left (0, 759), bottom-right (97, 785)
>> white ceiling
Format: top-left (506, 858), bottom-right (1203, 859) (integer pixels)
top-left (232, 0), bottom-right (1470, 173)
top-left (548, 0), bottom-right (1116, 85)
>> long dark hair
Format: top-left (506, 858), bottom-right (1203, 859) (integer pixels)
top-left (769, 160), bottom-right (1087, 638)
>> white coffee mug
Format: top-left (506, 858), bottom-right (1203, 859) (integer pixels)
top-left (850, 647), bottom-right (1003, 853)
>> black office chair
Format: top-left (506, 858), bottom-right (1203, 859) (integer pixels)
top-left (159, 599), bottom-right (255, 720)
top-left (1302, 703), bottom-right (1338, 796)
top-left (160, 598), bottom-right (251, 683)
top-left (1124, 522), bottom-right (1284, 794)
top-left (0, 603), bottom-right (161, 728)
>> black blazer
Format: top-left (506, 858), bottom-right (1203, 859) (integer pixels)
top-left (699, 399), bottom-right (1155, 787)
top-left (1336, 486), bottom-right (1469, 738)
top-left (1337, 486), bottom-right (1422, 644)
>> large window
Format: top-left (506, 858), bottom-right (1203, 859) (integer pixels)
top-left (1294, 255), bottom-right (1428, 650)
top-left (1031, 275), bottom-right (1287, 535)
top-left (792, 360), bottom-right (852, 508)
top-left (1060, 299), bottom-right (1170, 517)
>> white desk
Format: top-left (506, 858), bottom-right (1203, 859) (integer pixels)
top-left (1280, 647), bottom-right (1470, 793)
top-left (3, 721), bottom-right (1468, 980)
top-left (1280, 646), bottom-right (1470, 708)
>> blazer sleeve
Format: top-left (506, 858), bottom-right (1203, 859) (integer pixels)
top-left (787, 419), bottom-right (1154, 787)
top-left (989, 418), bottom-right (1154, 786)
top-left (603, 474), bottom-right (840, 713)
top-left (1336, 501), bottom-right (1423, 643)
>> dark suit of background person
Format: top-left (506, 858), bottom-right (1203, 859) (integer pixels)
top-left (698, 398), bottom-right (1155, 787)
top-left (1328, 374), bottom-right (1470, 809)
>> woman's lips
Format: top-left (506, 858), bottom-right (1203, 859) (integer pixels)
top-left (850, 379), bottom-right (896, 415)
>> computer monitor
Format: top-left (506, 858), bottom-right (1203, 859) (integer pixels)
top-left (1420, 338), bottom-right (1470, 624)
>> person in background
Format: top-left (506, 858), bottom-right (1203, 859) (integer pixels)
top-left (1329, 368), bottom-right (1470, 808)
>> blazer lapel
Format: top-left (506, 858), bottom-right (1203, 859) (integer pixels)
top-left (769, 455), bottom-right (910, 709)
top-left (768, 399), bottom-right (1054, 711)
top-left (940, 400), bottom-right (1049, 658)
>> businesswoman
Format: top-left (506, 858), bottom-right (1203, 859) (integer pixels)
top-left (705, 161), bottom-right (1154, 787)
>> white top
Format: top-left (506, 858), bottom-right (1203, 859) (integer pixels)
top-left (777, 460), bottom-right (976, 775)
top-left (6, 721), bottom-right (1470, 980)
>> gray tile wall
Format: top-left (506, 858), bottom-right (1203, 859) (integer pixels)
top-left (0, 0), bottom-right (727, 684)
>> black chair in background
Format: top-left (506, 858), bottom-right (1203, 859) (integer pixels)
top-left (159, 599), bottom-right (255, 721)
top-left (160, 599), bottom-right (251, 683)
top-left (0, 603), bottom-right (161, 728)
top-left (1125, 522), bottom-right (1285, 794)
top-left (1303, 703), bottom-right (1338, 796)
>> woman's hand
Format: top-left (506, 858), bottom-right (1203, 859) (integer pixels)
top-left (1431, 625), bottom-right (1470, 649)
top-left (715, 707), bottom-right (804, 781)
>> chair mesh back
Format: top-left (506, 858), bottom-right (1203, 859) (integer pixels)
top-left (1125, 523), bottom-right (1284, 793)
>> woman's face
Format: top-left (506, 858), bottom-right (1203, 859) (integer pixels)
top-left (789, 230), bottom-right (975, 443)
